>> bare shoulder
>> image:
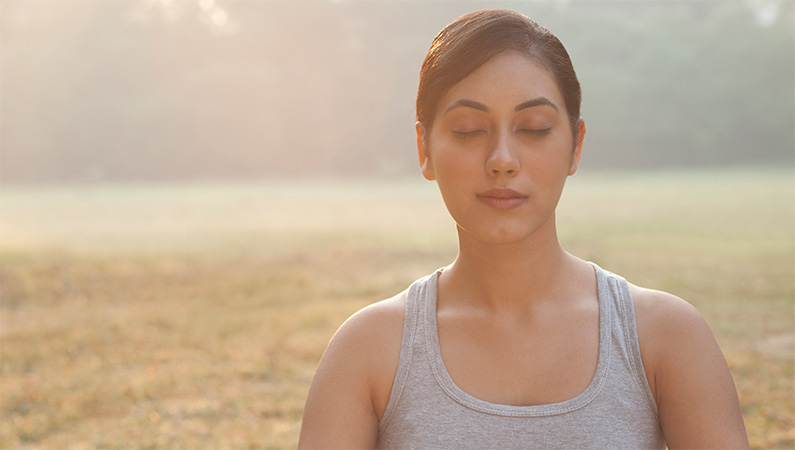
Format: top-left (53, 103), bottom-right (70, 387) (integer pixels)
top-left (628, 283), bottom-right (710, 350)
top-left (627, 283), bottom-right (749, 448)
top-left (316, 289), bottom-right (407, 402)
top-left (298, 291), bottom-right (407, 449)
top-left (339, 290), bottom-right (407, 337)
top-left (327, 290), bottom-right (407, 378)
top-left (629, 283), bottom-right (702, 323)
top-left (628, 283), bottom-right (713, 392)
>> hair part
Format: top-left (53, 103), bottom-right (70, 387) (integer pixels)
top-left (416, 9), bottom-right (582, 144)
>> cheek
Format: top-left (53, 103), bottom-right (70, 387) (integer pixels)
top-left (530, 136), bottom-right (576, 174)
top-left (430, 147), bottom-right (480, 212)
top-left (432, 142), bottom-right (479, 179)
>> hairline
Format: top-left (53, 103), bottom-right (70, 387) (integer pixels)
top-left (421, 50), bottom-right (580, 147)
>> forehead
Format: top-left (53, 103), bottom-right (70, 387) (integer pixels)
top-left (436, 50), bottom-right (565, 116)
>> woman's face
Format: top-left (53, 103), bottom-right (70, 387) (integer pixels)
top-left (417, 50), bottom-right (585, 246)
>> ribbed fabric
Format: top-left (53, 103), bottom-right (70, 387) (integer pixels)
top-left (376, 262), bottom-right (664, 449)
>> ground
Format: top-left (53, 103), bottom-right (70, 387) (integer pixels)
top-left (1, 169), bottom-right (792, 449)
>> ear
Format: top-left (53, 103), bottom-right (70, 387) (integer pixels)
top-left (416, 122), bottom-right (435, 180)
top-left (568, 119), bottom-right (586, 176)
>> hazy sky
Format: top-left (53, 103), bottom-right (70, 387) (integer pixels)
top-left (1, 0), bottom-right (793, 184)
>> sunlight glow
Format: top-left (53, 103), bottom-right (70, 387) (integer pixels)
top-left (199, 0), bottom-right (215, 12)
top-left (209, 9), bottom-right (228, 29)
top-left (745, 0), bottom-right (783, 26)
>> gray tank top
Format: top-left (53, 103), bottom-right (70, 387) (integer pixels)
top-left (376, 263), bottom-right (665, 449)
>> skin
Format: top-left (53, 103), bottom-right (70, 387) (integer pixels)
top-left (298, 50), bottom-right (749, 449)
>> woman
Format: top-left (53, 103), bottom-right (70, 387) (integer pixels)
top-left (299, 9), bottom-right (748, 449)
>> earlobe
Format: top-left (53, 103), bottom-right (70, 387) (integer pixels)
top-left (568, 119), bottom-right (586, 176)
top-left (416, 122), bottom-right (435, 181)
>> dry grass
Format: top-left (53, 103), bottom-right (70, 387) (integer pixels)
top-left (1, 169), bottom-right (793, 449)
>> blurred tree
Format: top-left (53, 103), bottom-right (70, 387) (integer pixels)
top-left (539, 0), bottom-right (794, 168)
top-left (0, 0), bottom-right (792, 183)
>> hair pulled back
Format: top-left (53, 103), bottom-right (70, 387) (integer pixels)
top-left (417, 9), bottom-right (582, 141)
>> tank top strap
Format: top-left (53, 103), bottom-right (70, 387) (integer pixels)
top-left (591, 262), bottom-right (659, 417)
top-left (378, 270), bottom-right (441, 432)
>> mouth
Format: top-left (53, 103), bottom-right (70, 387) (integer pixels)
top-left (476, 188), bottom-right (528, 210)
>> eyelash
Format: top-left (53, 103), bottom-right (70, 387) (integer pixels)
top-left (452, 130), bottom-right (483, 139)
top-left (519, 128), bottom-right (552, 136)
top-left (452, 129), bottom-right (551, 139)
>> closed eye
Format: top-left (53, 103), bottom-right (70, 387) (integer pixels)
top-left (452, 130), bottom-right (487, 139)
top-left (518, 128), bottom-right (552, 136)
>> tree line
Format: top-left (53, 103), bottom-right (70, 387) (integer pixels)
top-left (1, 0), bottom-right (792, 184)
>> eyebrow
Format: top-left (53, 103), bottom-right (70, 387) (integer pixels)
top-left (443, 99), bottom-right (489, 116)
top-left (515, 97), bottom-right (559, 113)
top-left (443, 97), bottom-right (560, 116)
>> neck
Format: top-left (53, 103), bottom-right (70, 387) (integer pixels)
top-left (441, 218), bottom-right (582, 313)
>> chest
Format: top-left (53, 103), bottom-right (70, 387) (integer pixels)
top-left (436, 306), bottom-right (600, 406)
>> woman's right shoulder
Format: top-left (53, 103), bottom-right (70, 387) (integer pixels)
top-left (321, 290), bottom-right (408, 415)
top-left (337, 289), bottom-right (408, 343)
top-left (328, 290), bottom-right (408, 363)
top-left (312, 289), bottom-right (409, 380)
top-left (299, 291), bottom-right (409, 447)
top-left (330, 289), bottom-right (408, 369)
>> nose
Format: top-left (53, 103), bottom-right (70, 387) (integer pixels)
top-left (485, 131), bottom-right (520, 176)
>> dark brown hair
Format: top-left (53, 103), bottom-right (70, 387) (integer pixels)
top-left (417, 9), bottom-right (582, 142)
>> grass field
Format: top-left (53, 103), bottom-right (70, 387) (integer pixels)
top-left (1, 169), bottom-right (793, 449)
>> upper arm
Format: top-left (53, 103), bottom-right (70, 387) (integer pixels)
top-left (298, 294), bottom-right (405, 449)
top-left (633, 287), bottom-right (749, 449)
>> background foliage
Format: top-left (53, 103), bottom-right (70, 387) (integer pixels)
top-left (1, 0), bottom-right (793, 183)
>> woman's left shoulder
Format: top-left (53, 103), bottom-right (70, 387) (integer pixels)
top-left (626, 283), bottom-right (749, 448)
top-left (628, 283), bottom-right (709, 343)
top-left (627, 283), bottom-right (715, 389)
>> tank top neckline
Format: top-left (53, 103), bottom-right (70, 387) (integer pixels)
top-left (423, 261), bottom-right (612, 417)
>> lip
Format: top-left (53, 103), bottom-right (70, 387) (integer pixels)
top-left (476, 188), bottom-right (528, 210)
